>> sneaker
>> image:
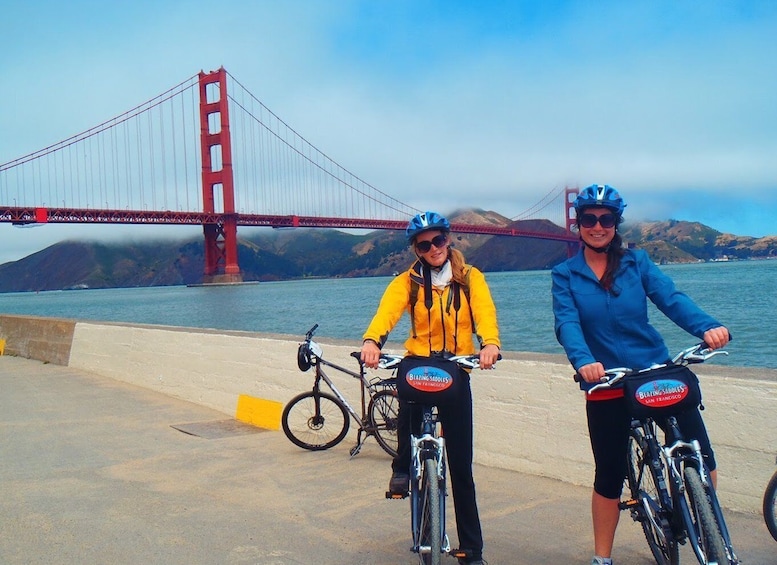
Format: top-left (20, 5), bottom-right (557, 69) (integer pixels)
top-left (591, 558), bottom-right (613, 565)
top-left (388, 472), bottom-right (409, 495)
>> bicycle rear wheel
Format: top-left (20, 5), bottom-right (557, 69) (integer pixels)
top-left (418, 455), bottom-right (441, 565)
top-left (368, 389), bottom-right (399, 457)
top-left (626, 429), bottom-right (679, 565)
top-left (764, 469), bottom-right (777, 542)
top-left (281, 391), bottom-right (349, 450)
top-left (683, 466), bottom-right (727, 564)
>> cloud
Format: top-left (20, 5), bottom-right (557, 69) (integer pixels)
top-left (2, 0), bottom-right (776, 265)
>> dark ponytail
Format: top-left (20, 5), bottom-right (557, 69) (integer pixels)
top-left (600, 232), bottom-right (625, 292)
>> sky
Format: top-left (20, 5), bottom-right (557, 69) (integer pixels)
top-left (1, 0), bottom-right (776, 265)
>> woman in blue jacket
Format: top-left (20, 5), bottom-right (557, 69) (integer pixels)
top-left (551, 184), bottom-right (730, 565)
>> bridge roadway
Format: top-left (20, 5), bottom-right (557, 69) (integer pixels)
top-left (2, 355), bottom-right (775, 565)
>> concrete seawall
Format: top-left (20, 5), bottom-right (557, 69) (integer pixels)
top-left (2, 313), bottom-right (775, 515)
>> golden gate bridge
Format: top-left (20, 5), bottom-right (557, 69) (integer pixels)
top-left (0, 67), bottom-right (579, 283)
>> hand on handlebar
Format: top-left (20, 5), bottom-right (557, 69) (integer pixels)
top-left (360, 339), bottom-right (381, 369)
top-left (576, 361), bottom-right (606, 383)
top-left (703, 326), bottom-right (730, 351)
top-left (478, 344), bottom-right (500, 370)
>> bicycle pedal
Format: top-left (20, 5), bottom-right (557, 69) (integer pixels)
top-left (385, 491), bottom-right (408, 500)
top-left (618, 499), bottom-right (639, 510)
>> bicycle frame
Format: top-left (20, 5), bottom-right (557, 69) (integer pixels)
top-left (631, 414), bottom-right (738, 564)
top-left (380, 352), bottom-right (493, 564)
top-left (282, 324), bottom-right (398, 457)
top-left (590, 343), bottom-right (739, 564)
top-left (308, 354), bottom-right (372, 424)
top-left (308, 351), bottom-right (396, 456)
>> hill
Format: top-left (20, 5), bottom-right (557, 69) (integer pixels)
top-left (0, 211), bottom-right (774, 292)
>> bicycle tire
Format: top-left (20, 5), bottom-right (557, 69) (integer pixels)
top-left (683, 466), bottom-right (728, 563)
top-left (418, 456), bottom-right (441, 565)
top-left (626, 430), bottom-right (679, 565)
top-left (764, 469), bottom-right (777, 542)
top-left (281, 391), bottom-right (350, 451)
top-left (368, 389), bottom-right (399, 458)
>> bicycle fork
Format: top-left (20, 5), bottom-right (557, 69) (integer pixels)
top-left (665, 439), bottom-right (739, 564)
top-left (410, 432), bottom-right (450, 555)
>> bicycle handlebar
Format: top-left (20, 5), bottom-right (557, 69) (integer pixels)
top-left (377, 353), bottom-right (502, 371)
top-left (581, 343), bottom-right (729, 395)
top-left (304, 324), bottom-right (319, 340)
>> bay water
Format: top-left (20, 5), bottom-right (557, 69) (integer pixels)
top-left (1, 259), bottom-right (774, 369)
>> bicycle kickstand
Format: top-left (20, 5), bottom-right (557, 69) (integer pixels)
top-left (349, 429), bottom-right (367, 458)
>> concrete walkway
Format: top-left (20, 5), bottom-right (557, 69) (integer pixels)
top-left (1, 356), bottom-right (774, 565)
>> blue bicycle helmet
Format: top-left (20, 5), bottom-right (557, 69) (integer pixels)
top-left (406, 211), bottom-right (451, 242)
top-left (573, 184), bottom-right (626, 217)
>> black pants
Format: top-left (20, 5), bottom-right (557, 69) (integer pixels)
top-left (393, 375), bottom-right (483, 558)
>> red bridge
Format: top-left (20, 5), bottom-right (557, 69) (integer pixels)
top-left (0, 68), bottom-right (579, 282)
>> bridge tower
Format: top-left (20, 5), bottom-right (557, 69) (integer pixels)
top-left (564, 186), bottom-right (580, 257)
top-left (198, 68), bottom-right (242, 283)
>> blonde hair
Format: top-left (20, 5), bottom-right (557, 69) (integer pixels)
top-left (449, 246), bottom-right (468, 285)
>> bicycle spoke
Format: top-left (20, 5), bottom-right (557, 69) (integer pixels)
top-left (281, 391), bottom-right (349, 450)
top-left (368, 389), bottom-right (399, 457)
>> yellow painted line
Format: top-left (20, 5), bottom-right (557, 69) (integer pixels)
top-left (235, 394), bottom-right (282, 431)
top-left (0, 338), bottom-right (5, 355)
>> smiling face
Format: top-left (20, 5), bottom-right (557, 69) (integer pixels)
top-left (414, 230), bottom-right (450, 267)
top-left (578, 206), bottom-right (617, 249)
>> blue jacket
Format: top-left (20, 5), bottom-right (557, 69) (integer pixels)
top-left (551, 248), bottom-right (722, 390)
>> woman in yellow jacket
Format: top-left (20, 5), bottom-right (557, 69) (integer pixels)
top-left (361, 211), bottom-right (500, 565)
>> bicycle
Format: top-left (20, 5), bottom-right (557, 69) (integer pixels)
top-left (281, 324), bottom-right (399, 458)
top-left (584, 343), bottom-right (739, 565)
top-left (381, 352), bottom-right (495, 565)
top-left (764, 455), bottom-right (777, 542)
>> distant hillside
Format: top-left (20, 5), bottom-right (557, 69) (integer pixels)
top-left (0, 210), bottom-right (774, 293)
top-left (620, 220), bottom-right (777, 262)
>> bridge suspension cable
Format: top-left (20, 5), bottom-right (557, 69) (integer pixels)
top-left (511, 185), bottom-right (566, 223)
top-left (1, 75), bottom-right (202, 213)
top-left (225, 71), bottom-right (419, 222)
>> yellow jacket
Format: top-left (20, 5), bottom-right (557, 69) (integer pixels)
top-left (363, 260), bottom-right (500, 356)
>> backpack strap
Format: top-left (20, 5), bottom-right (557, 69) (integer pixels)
top-left (409, 263), bottom-right (476, 339)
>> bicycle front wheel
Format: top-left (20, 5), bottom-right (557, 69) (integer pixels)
top-left (418, 456), bottom-right (441, 565)
top-left (683, 466), bottom-right (727, 564)
top-left (281, 391), bottom-right (349, 450)
top-left (368, 389), bottom-right (399, 457)
top-left (764, 469), bottom-right (777, 542)
top-left (626, 430), bottom-right (679, 565)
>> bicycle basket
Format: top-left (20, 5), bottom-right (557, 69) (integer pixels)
top-left (395, 355), bottom-right (463, 405)
top-left (623, 365), bottom-right (702, 418)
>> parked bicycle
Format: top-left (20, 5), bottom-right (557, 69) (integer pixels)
top-left (381, 352), bottom-right (497, 565)
top-left (281, 324), bottom-right (398, 458)
top-left (764, 455), bottom-right (777, 542)
top-left (584, 343), bottom-right (739, 565)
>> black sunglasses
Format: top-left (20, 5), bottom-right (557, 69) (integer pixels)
top-left (415, 234), bottom-right (448, 253)
top-left (578, 213), bottom-right (617, 229)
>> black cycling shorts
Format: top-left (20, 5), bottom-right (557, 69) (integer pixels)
top-left (586, 396), bottom-right (717, 499)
